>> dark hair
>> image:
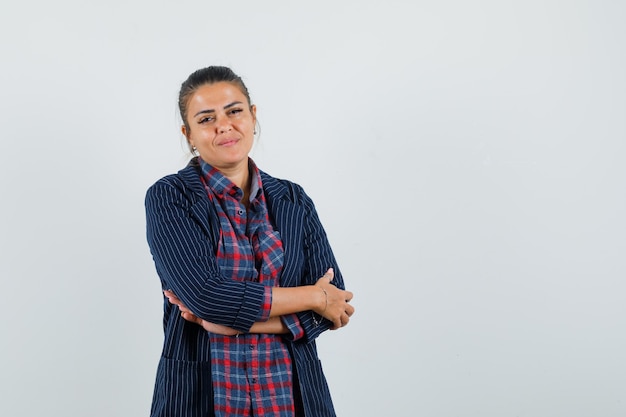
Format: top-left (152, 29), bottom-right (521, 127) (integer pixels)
top-left (178, 66), bottom-right (253, 139)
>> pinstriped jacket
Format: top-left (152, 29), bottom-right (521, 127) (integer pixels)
top-left (145, 159), bottom-right (344, 417)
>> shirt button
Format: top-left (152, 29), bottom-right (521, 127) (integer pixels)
top-left (237, 209), bottom-right (244, 215)
top-left (249, 345), bottom-right (254, 350)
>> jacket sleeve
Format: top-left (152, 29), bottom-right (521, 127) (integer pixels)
top-left (145, 178), bottom-right (267, 332)
top-left (292, 185), bottom-right (346, 344)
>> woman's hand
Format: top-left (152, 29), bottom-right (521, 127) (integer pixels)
top-left (163, 290), bottom-right (239, 336)
top-left (314, 268), bottom-right (355, 330)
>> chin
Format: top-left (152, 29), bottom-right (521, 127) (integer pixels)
top-left (220, 155), bottom-right (249, 167)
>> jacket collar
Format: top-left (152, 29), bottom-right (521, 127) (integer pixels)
top-left (178, 157), bottom-right (292, 203)
top-left (177, 158), bottom-right (208, 200)
top-left (176, 158), bottom-right (304, 287)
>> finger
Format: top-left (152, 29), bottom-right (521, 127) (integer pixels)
top-left (315, 269), bottom-right (334, 286)
top-left (340, 313), bottom-right (350, 327)
top-left (163, 290), bottom-right (180, 303)
top-left (344, 290), bottom-right (353, 302)
top-left (345, 304), bottom-right (355, 317)
top-left (181, 312), bottom-right (193, 323)
top-left (178, 305), bottom-right (192, 313)
top-left (181, 311), bottom-right (200, 325)
top-left (167, 296), bottom-right (182, 306)
top-left (320, 268), bottom-right (334, 283)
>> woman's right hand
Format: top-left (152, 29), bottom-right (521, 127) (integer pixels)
top-left (314, 268), bottom-right (355, 330)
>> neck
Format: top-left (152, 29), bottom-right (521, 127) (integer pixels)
top-left (218, 159), bottom-right (251, 202)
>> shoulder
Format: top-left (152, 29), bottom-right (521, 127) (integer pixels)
top-left (260, 170), bottom-right (310, 206)
top-left (145, 164), bottom-right (204, 204)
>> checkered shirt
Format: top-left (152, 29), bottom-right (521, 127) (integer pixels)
top-left (199, 158), bottom-right (303, 416)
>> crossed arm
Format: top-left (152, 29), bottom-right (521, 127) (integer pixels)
top-left (147, 177), bottom-right (355, 338)
top-left (165, 268), bottom-right (355, 336)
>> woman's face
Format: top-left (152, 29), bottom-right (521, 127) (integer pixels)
top-left (183, 82), bottom-right (256, 170)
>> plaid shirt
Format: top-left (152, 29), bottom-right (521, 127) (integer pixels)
top-left (199, 158), bottom-right (303, 417)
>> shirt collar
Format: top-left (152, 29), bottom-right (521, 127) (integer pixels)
top-left (198, 157), bottom-right (263, 203)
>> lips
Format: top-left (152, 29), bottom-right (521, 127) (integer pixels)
top-left (217, 137), bottom-right (240, 147)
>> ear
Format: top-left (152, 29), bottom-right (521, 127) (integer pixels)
top-left (250, 104), bottom-right (257, 123)
top-left (181, 125), bottom-right (193, 148)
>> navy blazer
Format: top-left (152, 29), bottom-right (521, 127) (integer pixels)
top-left (145, 160), bottom-right (344, 417)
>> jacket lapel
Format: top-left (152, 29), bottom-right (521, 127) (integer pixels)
top-left (178, 163), bottom-right (219, 244)
top-left (177, 164), bottom-right (304, 287)
top-left (262, 173), bottom-right (305, 288)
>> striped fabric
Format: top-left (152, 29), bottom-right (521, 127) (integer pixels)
top-left (146, 157), bottom-right (344, 417)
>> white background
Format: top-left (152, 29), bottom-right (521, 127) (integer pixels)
top-left (1, 1), bottom-right (625, 416)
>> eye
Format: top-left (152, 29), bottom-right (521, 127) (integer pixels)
top-left (228, 108), bottom-right (243, 116)
top-left (198, 116), bottom-right (214, 124)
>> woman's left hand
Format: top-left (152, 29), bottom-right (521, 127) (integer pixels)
top-left (163, 290), bottom-right (239, 336)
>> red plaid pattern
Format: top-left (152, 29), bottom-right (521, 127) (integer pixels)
top-left (199, 157), bottom-right (299, 416)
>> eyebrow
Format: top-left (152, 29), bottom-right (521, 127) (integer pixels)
top-left (193, 101), bottom-right (243, 118)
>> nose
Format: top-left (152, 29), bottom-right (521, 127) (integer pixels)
top-left (216, 115), bottom-right (232, 133)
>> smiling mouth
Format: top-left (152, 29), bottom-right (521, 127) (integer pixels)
top-left (218, 138), bottom-right (239, 147)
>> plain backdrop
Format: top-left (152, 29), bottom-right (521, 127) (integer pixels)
top-left (1, 1), bottom-right (625, 416)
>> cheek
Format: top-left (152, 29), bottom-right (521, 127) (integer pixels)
top-left (243, 121), bottom-right (256, 135)
top-left (189, 127), bottom-right (213, 142)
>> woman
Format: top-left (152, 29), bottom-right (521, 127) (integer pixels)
top-left (145, 66), bottom-right (354, 417)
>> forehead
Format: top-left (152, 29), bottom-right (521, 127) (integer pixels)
top-left (188, 82), bottom-right (248, 110)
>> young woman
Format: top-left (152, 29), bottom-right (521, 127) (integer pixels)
top-left (145, 66), bottom-right (354, 417)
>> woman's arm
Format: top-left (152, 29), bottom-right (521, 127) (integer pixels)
top-left (165, 268), bottom-right (354, 334)
top-left (146, 179), bottom-right (267, 332)
top-left (148, 174), bottom-right (354, 334)
top-left (270, 269), bottom-right (353, 329)
top-left (280, 183), bottom-right (352, 341)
